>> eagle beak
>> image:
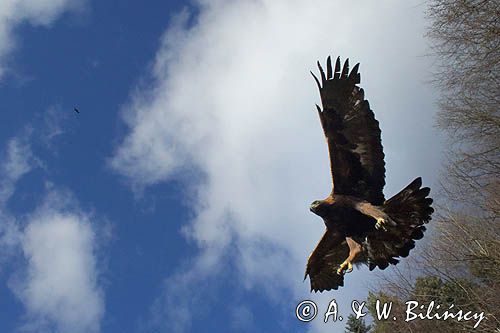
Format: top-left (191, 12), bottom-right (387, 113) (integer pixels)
top-left (310, 203), bottom-right (318, 213)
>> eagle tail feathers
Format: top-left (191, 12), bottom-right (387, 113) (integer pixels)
top-left (365, 177), bottom-right (433, 270)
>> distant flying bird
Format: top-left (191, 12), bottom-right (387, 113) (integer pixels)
top-left (74, 107), bottom-right (80, 114)
top-left (304, 56), bottom-right (434, 292)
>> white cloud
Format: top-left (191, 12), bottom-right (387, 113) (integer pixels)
top-left (0, 0), bottom-right (85, 80)
top-left (111, 0), bottom-right (443, 331)
top-left (0, 119), bottom-right (63, 255)
top-left (10, 190), bottom-right (104, 333)
top-left (0, 134), bottom-right (35, 205)
top-left (41, 106), bottom-right (66, 143)
top-left (0, 134), bottom-right (35, 256)
top-left (0, 129), bottom-right (104, 332)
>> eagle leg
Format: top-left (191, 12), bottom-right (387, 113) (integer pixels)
top-left (337, 237), bottom-right (362, 275)
top-left (355, 202), bottom-right (396, 231)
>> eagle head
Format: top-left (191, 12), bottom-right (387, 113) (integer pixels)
top-left (310, 200), bottom-right (327, 216)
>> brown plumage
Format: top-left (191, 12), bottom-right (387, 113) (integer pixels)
top-left (304, 56), bottom-right (434, 292)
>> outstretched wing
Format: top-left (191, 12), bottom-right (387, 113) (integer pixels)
top-left (312, 56), bottom-right (385, 205)
top-left (305, 229), bottom-right (348, 292)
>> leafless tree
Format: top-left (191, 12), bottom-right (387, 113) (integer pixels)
top-left (368, 1), bottom-right (500, 332)
top-left (428, 0), bottom-right (499, 202)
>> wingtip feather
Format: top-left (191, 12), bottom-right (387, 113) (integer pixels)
top-left (334, 56), bottom-right (341, 79)
top-left (311, 71), bottom-right (321, 90)
top-left (317, 61), bottom-right (326, 83)
top-left (326, 56), bottom-right (332, 79)
top-left (341, 58), bottom-right (349, 78)
top-left (349, 63), bottom-right (360, 83)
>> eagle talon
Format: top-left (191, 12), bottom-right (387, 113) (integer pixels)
top-left (375, 217), bottom-right (388, 231)
top-left (336, 260), bottom-right (353, 275)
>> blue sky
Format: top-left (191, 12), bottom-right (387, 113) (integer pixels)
top-left (0, 1), bottom-right (444, 332)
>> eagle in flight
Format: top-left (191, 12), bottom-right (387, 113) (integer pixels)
top-left (304, 56), bottom-right (434, 292)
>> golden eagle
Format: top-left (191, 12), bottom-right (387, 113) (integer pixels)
top-left (304, 56), bottom-right (434, 292)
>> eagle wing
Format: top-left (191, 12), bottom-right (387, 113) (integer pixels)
top-left (312, 56), bottom-right (386, 205)
top-left (304, 229), bottom-right (349, 292)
